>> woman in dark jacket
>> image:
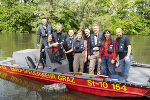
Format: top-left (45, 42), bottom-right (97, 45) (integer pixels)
top-left (39, 34), bottom-right (58, 65)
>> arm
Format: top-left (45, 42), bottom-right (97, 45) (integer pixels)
top-left (98, 48), bottom-right (102, 64)
top-left (65, 43), bottom-right (73, 53)
top-left (112, 40), bottom-right (116, 60)
top-left (37, 27), bottom-right (41, 45)
top-left (111, 40), bottom-right (116, 64)
top-left (127, 45), bottom-right (131, 57)
top-left (52, 32), bottom-right (57, 43)
top-left (51, 43), bottom-right (59, 48)
top-left (50, 26), bottom-right (54, 34)
top-left (41, 43), bottom-right (45, 52)
top-left (115, 39), bottom-right (119, 60)
top-left (125, 37), bottom-right (132, 62)
top-left (99, 48), bottom-right (101, 58)
top-left (87, 38), bottom-right (91, 56)
top-left (84, 40), bottom-right (87, 62)
top-left (63, 38), bottom-right (68, 51)
top-left (125, 45), bottom-right (131, 62)
top-left (65, 49), bottom-right (73, 53)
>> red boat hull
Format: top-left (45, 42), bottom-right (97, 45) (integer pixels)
top-left (0, 65), bottom-right (150, 97)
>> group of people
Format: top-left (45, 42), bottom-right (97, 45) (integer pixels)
top-left (37, 18), bottom-right (133, 79)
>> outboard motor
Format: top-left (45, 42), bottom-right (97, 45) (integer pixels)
top-left (25, 56), bottom-right (36, 69)
top-left (45, 44), bottom-right (69, 73)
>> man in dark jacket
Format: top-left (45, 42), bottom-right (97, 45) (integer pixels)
top-left (37, 18), bottom-right (53, 66)
top-left (116, 28), bottom-right (133, 79)
top-left (64, 29), bottom-right (75, 72)
top-left (52, 24), bottom-right (67, 59)
top-left (37, 18), bottom-right (53, 46)
top-left (84, 28), bottom-right (91, 73)
top-left (52, 24), bottom-right (67, 44)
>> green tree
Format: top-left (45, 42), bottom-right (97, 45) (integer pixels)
top-left (0, 0), bottom-right (149, 35)
top-left (0, 0), bottom-right (36, 32)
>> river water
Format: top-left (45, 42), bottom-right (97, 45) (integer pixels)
top-left (0, 32), bottom-right (150, 100)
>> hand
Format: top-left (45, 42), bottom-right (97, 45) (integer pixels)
top-left (45, 46), bottom-right (48, 48)
top-left (98, 58), bottom-right (101, 64)
top-left (60, 42), bottom-right (63, 44)
top-left (84, 58), bottom-right (87, 63)
top-left (111, 60), bottom-right (115, 64)
top-left (63, 50), bottom-right (67, 53)
top-left (41, 49), bottom-right (45, 52)
top-left (88, 55), bottom-right (90, 60)
top-left (116, 61), bottom-right (119, 68)
top-left (63, 49), bottom-right (66, 53)
top-left (125, 56), bottom-right (129, 62)
top-left (55, 42), bottom-right (59, 45)
top-left (37, 44), bottom-right (40, 46)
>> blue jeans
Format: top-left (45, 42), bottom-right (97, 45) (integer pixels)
top-left (119, 55), bottom-right (133, 76)
top-left (101, 56), bottom-right (115, 76)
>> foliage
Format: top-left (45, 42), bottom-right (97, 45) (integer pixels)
top-left (0, 0), bottom-right (36, 32)
top-left (0, 0), bottom-right (149, 35)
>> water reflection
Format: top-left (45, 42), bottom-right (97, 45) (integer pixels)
top-left (0, 70), bottom-right (67, 100)
top-left (0, 70), bottom-right (42, 100)
top-left (129, 35), bottom-right (150, 64)
top-left (0, 32), bottom-right (38, 58)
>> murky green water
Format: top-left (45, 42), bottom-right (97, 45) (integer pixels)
top-left (0, 32), bottom-right (150, 100)
top-left (0, 33), bottom-right (150, 64)
top-left (0, 32), bottom-right (38, 59)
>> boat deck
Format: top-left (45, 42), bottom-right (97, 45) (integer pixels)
top-left (128, 66), bottom-right (150, 84)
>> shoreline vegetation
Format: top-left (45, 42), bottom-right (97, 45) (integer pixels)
top-left (0, 0), bottom-right (149, 35)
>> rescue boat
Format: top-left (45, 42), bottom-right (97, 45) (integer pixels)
top-left (0, 46), bottom-right (150, 97)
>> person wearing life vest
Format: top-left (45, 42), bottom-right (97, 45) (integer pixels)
top-left (43, 34), bottom-right (58, 48)
top-left (116, 28), bottom-right (133, 79)
top-left (64, 29), bottom-right (75, 72)
top-left (52, 24), bottom-right (67, 44)
top-left (88, 24), bottom-right (103, 75)
top-left (71, 30), bottom-right (87, 73)
top-left (37, 18), bottom-right (53, 46)
top-left (37, 18), bottom-right (53, 66)
top-left (83, 28), bottom-right (91, 73)
top-left (98, 30), bottom-right (116, 76)
top-left (52, 24), bottom-right (67, 59)
top-left (39, 34), bottom-right (57, 67)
